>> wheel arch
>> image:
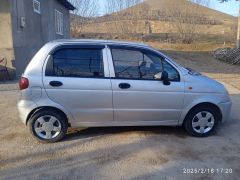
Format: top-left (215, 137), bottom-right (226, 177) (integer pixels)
top-left (26, 106), bottom-right (71, 127)
top-left (180, 102), bottom-right (222, 125)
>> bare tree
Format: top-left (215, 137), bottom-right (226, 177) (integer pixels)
top-left (219, 0), bottom-right (240, 48)
top-left (70, 0), bottom-right (98, 35)
top-left (105, 0), bottom-right (144, 14)
top-left (167, 0), bottom-right (210, 44)
top-left (105, 0), bottom-right (144, 34)
top-left (238, 5), bottom-right (240, 48)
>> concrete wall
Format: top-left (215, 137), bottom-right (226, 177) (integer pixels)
top-left (11, 0), bottom-right (70, 77)
top-left (0, 0), bottom-right (15, 80)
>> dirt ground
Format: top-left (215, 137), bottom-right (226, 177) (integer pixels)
top-left (165, 51), bottom-right (240, 90)
top-left (0, 52), bottom-right (240, 180)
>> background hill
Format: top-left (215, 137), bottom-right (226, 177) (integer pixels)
top-left (71, 0), bottom-right (237, 45)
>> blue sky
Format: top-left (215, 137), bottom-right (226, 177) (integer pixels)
top-left (98, 0), bottom-right (239, 16)
top-left (210, 0), bottom-right (239, 16)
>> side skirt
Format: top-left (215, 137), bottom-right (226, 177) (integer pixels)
top-left (70, 120), bottom-right (179, 128)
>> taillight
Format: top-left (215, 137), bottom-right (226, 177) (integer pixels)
top-left (19, 77), bottom-right (29, 90)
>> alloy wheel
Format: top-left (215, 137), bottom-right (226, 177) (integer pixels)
top-left (34, 115), bottom-right (62, 139)
top-left (192, 111), bottom-right (215, 134)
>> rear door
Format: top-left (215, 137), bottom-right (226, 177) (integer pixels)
top-left (108, 45), bottom-right (184, 123)
top-left (43, 45), bottom-right (113, 123)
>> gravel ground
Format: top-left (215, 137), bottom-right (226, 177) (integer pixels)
top-left (0, 81), bottom-right (18, 91)
top-left (0, 52), bottom-right (240, 180)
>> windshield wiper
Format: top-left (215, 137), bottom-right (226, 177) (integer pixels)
top-left (186, 67), bottom-right (201, 75)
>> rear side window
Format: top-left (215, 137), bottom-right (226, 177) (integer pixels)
top-left (46, 48), bottom-right (104, 78)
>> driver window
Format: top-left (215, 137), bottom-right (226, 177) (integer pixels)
top-left (111, 48), bottom-right (163, 80)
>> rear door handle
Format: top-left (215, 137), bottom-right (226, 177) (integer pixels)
top-left (119, 83), bottom-right (131, 89)
top-left (49, 81), bottom-right (63, 87)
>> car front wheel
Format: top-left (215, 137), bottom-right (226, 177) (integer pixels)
top-left (184, 105), bottom-right (221, 137)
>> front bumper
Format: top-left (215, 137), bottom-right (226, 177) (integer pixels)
top-left (218, 101), bottom-right (232, 123)
top-left (18, 100), bottom-right (37, 125)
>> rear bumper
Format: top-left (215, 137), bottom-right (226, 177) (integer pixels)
top-left (218, 101), bottom-right (232, 123)
top-left (18, 100), bottom-right (37, 125)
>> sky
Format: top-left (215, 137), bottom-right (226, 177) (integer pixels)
top-left (98, 0), bottom-right (239, 16)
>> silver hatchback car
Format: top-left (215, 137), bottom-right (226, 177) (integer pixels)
top-left (18, 39), bottom-right (232, 143)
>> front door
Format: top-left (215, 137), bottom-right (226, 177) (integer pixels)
top-left (108, 46), bottom-right (184, 123)
top-left (43, 45), bottom-right (113, 123)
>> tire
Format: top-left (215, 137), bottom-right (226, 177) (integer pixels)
top-left (28, 109), bottom-right (68, 143)
top-left (183, 105), bottom-right (221, 137)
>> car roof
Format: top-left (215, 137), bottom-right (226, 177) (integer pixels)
top-left (49, 39), bottom-right (150, 48)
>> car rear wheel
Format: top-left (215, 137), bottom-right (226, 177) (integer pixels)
top-left (28, 110), bottom-right (68, 143)
top-left (184, 106), bottom-right (220, 137)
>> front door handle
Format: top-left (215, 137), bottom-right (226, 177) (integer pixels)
top-left (119, 83), bottom-right (131, 89)
top-left (49, 81), bottom-right (63, 87)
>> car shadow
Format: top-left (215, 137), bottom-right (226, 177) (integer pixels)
top-left (63, 126), bottom-right (188, 142)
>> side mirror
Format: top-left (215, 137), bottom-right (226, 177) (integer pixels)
top-left (161, 71), bottom-right (170, 85)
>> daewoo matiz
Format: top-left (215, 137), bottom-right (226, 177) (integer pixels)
top-left (18, 39), bottom-right (232, 143)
